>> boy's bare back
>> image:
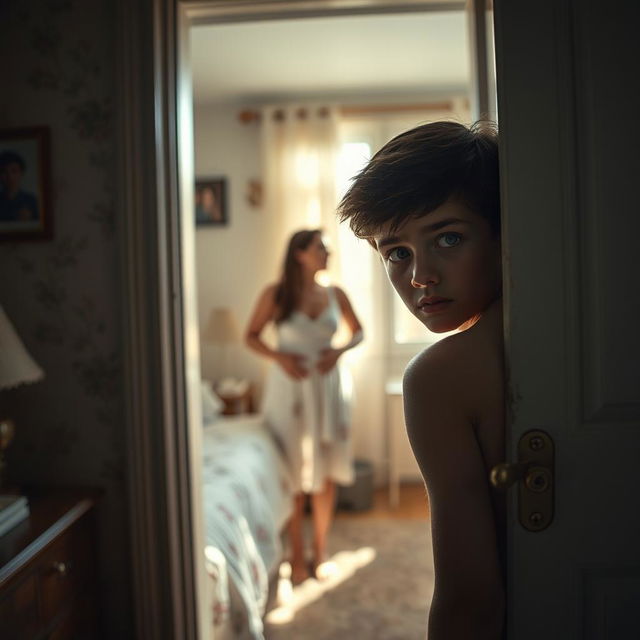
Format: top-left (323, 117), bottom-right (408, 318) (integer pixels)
top-left (403, 300), bottom-right (505, 638)
top-left (405, 299), bottom-right (505, 487)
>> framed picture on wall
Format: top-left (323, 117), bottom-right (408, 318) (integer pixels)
top-left (0, 126), bottom-right (53, 241)
top-left (195, 177), bottom-right (227, 226)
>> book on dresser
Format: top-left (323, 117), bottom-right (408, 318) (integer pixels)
top-left (0, 494), bottom-right (30, 537)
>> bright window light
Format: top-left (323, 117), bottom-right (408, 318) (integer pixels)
top-left (336, 142), bottom-right (371, 198)
top-left (265, 547), bottom-right (377, 625)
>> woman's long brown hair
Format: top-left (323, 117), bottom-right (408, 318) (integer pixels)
top-left (274, 229), bottom-right (322, 323)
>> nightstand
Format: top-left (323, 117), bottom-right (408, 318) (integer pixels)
top-left (0, 488), bottom-right (100, 639)
top-left (215, 382), bottom-right (254, 415)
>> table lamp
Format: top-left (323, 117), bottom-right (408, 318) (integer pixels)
top-left (0, 305), bottom-right (45, 488)
top-left (202, 307), bottom-right (240, 382)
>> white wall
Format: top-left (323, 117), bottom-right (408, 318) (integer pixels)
top-left (194, 105), bottom-right (277, 394)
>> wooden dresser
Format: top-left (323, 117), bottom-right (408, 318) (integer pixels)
top-left (0, 488), bottom-right (100, 639)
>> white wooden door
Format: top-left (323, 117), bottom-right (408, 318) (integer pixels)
top-left (494, 1), bottom-right (640, 637)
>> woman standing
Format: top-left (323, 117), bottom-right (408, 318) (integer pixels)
top-left (245, 229), bottom-right (363, 584)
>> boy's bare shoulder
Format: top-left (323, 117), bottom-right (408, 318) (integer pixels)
top-left (403, 333), bottom-right (470, 439)
top-left (404, 330), bottom-right (477, 396)
top-left (403, 315), bottom-right (503, 425)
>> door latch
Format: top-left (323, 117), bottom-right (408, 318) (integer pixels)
top-left (490, 429), bottom-right (554, 531)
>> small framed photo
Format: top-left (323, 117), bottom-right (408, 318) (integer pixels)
top-left (195, 177), bottom-right (227, 226)
top-left (0, 127), bottom-right (52, 241)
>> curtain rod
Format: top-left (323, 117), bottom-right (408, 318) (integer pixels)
top-left (238, 101), bottom-right (457, 124)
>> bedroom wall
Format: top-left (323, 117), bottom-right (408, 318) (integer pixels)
top-left (194, 105), bottom-right (274, 392)
top-left (0, 1), bottom-right (131, 636)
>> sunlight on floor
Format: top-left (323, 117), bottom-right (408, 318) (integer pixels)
top-left (265, 546), bottom-right (377, 625)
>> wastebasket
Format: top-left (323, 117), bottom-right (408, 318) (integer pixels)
top-left (336, 459), bottom-right (374, 511)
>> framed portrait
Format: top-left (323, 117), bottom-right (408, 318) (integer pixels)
top-left (0, 126), bottom-right (52, 241)
top-left (195, 177), bottom-right (227, 226)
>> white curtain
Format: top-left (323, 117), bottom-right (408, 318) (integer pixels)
top-left (260, 104), bottom-right (343, 283)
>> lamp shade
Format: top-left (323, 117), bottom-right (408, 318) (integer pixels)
top-left (0, 305), bottom-right (44, 390)
top-left (202, 307), bottom-right (240, 345)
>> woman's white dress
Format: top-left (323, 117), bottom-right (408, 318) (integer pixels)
top-left (261, 286), bottom-right (354, 494)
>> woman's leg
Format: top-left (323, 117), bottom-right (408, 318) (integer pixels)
top-left (288, 493), bottom-right (308, 584)
top-left (311, 480), bottom-right (336, 574)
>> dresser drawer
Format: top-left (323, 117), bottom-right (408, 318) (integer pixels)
top-left (0, 490), bottom-right (99, 640)
top-left (39, 515), bottom-right (94, 627)
top-left (0, 574), bottom-right (40, 639)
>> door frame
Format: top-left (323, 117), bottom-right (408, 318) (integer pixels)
top-left (117, 1), bottom-right (482, 638)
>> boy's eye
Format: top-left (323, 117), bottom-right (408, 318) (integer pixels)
top-left (436, 232), bottom-right (462, 248)
top-left (387, 246), bottom-right (411, 262)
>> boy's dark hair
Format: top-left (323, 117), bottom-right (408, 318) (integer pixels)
top-left (0, 150), bottom-right (26, 172)
top-left (338, 120), bottom-right (500, 242)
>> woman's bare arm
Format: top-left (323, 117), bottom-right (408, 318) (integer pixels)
top-left (317, 286), bottom-right (364, 373)
top-left (333, 286), bottom-right (364, 351)
top-left (245, 284), bottom-right (280, 359)
top-left (403, 341), bottom-right (505, 640)
top-left (245, 284), bottom-right (308, 379)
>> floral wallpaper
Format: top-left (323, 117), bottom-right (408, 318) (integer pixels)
top-left (0, 0), bottom-right (131, 636)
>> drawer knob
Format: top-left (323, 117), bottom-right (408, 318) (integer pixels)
top-left (52, 561), bottom-right (70, 576)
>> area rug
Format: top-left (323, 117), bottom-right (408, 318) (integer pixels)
top-left (264, 518), bottom-right (434, 640)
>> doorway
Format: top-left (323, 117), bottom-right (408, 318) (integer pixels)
top-left (177, 2), bottom-right (496, 638)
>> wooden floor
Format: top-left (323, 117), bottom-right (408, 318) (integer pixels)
top-left (335, 483), bottom-right (429, 521)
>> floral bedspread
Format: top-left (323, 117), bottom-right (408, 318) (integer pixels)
top-left (201, 415), bottom-right (293, 639)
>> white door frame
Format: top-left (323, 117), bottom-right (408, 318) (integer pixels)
top-left (117, 0), bottom-right (199, 637)
top-left (117, 1), bottom-right (481, 638)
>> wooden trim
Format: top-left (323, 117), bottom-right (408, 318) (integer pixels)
top-left (183, 0), bottom-right (466, 24)
top-left (0, 498), bottom-right (94, 586)
top-left (116, 0), bottom-right (164, 636)
top-left (117, 0), bottom-right (198, 638)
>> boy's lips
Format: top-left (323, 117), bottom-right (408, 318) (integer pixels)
top-left (417, 296), bottom-right (452, 313)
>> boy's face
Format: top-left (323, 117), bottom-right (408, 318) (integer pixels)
top-left (372, 197), bottom-right (502, 333)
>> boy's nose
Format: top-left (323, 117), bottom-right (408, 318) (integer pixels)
top-left (411, 276), bottom-right (438, 288)
top-left (411, 262), bottom-right (439, 288)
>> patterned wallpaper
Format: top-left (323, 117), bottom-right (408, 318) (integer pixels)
top-left (0, 0), bottom-right (131, 635)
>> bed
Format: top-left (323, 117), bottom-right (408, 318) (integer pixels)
top-left (200, 383), bottom-right (293, 639)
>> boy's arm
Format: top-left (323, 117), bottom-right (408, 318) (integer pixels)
top-left (403, 346), bottom-right (505, 640)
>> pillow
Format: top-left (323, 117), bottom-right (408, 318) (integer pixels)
top-left (201, 380), bottom-right (223, 423)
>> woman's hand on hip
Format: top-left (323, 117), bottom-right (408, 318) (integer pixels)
top-left (317, 348), bottom-right (342, 374)
top-left (275, 352), bottom-right (308, 379)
